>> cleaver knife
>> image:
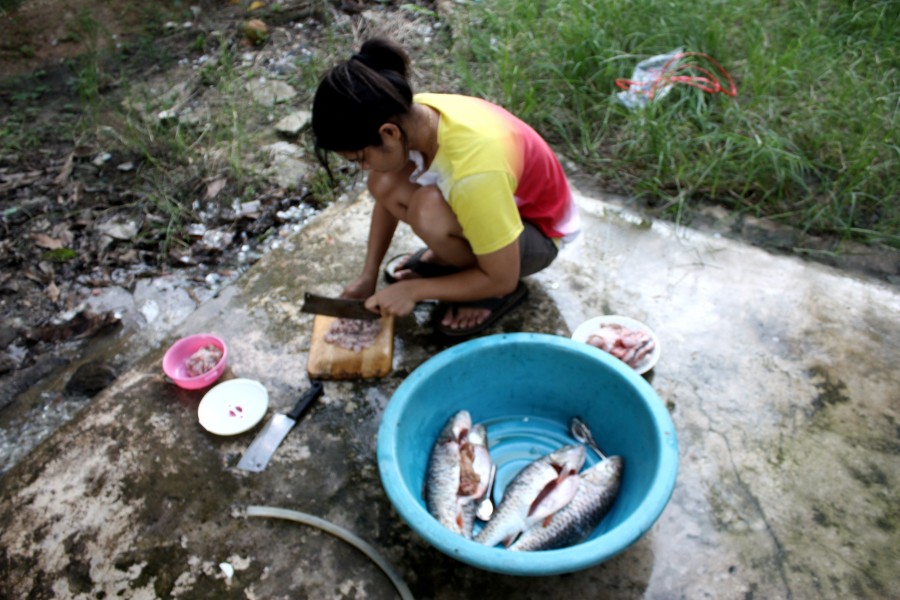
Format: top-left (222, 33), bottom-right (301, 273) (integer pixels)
top-left (237, 380), bottom-right (324, 472)
top-left (301, 292), bottom-right (380, 320)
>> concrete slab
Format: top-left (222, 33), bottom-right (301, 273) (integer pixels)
top-left (1, 190), bottom-right (897, 599)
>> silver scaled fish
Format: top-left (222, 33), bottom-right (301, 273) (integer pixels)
top-left (509, 455), bottom-right (624, 551)
top-left (474, 444), bottom-right (586, 548)
top-left (424, 410), bottom-right (492, 538)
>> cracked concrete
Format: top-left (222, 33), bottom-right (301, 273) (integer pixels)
top-left (0, 189), bottom-right (897, 599)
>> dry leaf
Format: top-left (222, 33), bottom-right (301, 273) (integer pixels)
top-left (1, 170), bottom-right (43, 193)
top-left (30, 233), bottom-right (64, 250)
top-left (72, 143), bottom-right (98, 158)
top-left (205, 176), bottom-right (227, 199)
top-left (51, 223), bottom-right (74, 246)
top-left (24, 309), bottom-right (121, 343)
top-left (46, 281), bottom-right (60, 303)
top-left (54, 153), bottom-right (74, 186)
top-left (24, 270), bottom-right (46, 284)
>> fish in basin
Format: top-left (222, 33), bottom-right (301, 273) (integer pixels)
top-left (509, 455), bottom-right (623, 551)
top-left (475, 444), bottom-right (586, 548)
top-left (424, 410), bottom-right (492, 538)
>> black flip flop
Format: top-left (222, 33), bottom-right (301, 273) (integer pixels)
top-left (433, 281), bottom-right (529, 338)
top-left (384, 247), bottom-right (461, 284)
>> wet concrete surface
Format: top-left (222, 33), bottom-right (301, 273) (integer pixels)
top-left (0, 190), bottom-right (897, 599)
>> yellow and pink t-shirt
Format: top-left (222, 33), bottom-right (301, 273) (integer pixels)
top-left (410, 93), bottom-right (580, 256)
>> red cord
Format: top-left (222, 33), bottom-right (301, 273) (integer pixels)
top-left (615, 52), bottom-right (737, 100)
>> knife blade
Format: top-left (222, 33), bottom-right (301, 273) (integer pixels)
top-left (236, 381), bottom-right (324, 472)
top-left (301, 292), bottom-right (380, 320)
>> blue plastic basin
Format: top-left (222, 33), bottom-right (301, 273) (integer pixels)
top-left (377, 332), bottom-right (678, 576)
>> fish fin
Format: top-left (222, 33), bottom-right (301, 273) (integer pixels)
top-left (528, 471), bottom-right (581, 520)
top-left (542, 514), bottom-right (554, 527)
top-left (528, 479), bottom-right (559, 517)
top-left (503, 533), bottom-right (521, 548)
top-left (527, 468), bottom-right (577, 517)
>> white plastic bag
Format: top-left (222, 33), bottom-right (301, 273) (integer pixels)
top-left (615, 48), bottom-right (684, 110)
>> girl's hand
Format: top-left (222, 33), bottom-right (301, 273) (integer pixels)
top-left (365, 282), bottom-right (418, 317)
top-left (341, 274), bottom-right (377, 300)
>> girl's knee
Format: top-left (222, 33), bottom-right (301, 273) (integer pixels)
top-left (407, 186), bottom-right (454, 235)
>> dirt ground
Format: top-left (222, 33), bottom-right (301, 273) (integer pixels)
top-left (2, 0), bottom-right (145, 77)
top-left (1, 0), bottom-right (897, 414)
top-left (0, 0), bottom-right (344, 403)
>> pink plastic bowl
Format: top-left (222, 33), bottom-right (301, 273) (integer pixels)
top-left (162, 334), bottom-right (228, 390)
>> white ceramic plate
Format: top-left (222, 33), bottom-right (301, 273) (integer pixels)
top-left (197, 378), bottom-right (269, 436)
top-left (572, 315), bottom-right (661, 375)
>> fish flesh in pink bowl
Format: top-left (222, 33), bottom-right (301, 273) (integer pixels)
top-left (376, 332), bottom-right (678, 576)
top-left (162, 333), bottom-right (227, 390)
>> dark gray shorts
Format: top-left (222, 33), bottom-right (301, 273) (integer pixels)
top-left (519, 220), bottom-right (559, 277)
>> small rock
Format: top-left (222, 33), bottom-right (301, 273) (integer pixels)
top-left (97, 219), bottom-right (139, 241)
top-left (269, 157), bottom-right (308, 189)
top-left (199, 229), bottom-right (235, 252)
top-left (239, 201), bottom-right (261, 217)
top-left (187, 223), bottom-right (207, 238)
top-left (249, 80), bottom-right (297, 107)
top-left (92, 152), bottom-right (112, 166)
top-left (264, 141), bottom-right (302, 157)
top-left (243, 19), bottom-right (268, 46)
top-left (275, 111), bottom-right (311, 137)
top-left (139, 299), bottom-right (160, 324)
top-left (219, 562), bottom-right (234, 584)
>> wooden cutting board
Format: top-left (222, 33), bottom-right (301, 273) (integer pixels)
top-left (307, 314), bottom-right (395, 380)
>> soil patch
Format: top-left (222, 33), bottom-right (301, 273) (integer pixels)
top-left (2, 0), bottom-right (172, 78)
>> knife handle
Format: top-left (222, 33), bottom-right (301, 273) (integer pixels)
top-left (287, 380), bottom-right (324, 421)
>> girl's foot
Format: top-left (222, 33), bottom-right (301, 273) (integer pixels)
top-left (434, 282), bottom-right (529, 338)
top-left (440, 305), bottom-right (491, 330)
top-left (384, 247), bottom-right (460, 283)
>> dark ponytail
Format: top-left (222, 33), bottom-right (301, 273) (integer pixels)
top-left (312, 38), bottom-right (413, 153)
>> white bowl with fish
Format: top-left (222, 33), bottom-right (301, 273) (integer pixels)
top-left (377, 332), bottom-right (678, 576)
top-left (572, 315), bottom-right (661, 374)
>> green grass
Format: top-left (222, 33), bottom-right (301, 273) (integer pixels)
top-left (449, 0), bottom-right (899, 247)
top-left (5, 1), bottom-right (894, 252)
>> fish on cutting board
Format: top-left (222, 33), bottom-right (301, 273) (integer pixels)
top-left (324, 317), bottom-right (383, 351)
top-left (307, 314), bottom-right (394, 380)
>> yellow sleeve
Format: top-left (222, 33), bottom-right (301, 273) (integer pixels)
top-left (449, 172), bottom-right (524, 255)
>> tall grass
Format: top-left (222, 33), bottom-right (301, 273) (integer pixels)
top-left (450, 0), bottom-right (899, 246)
